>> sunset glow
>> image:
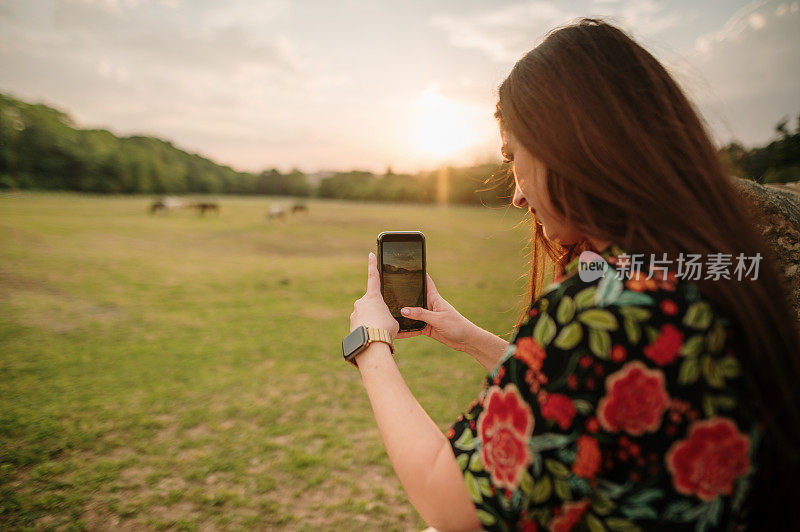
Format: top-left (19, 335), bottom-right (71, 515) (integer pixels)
top-left (412, 87), bottom-right (485, 162)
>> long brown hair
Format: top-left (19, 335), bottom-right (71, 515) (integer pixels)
top-left (495, 18), bottom-right (800, 528)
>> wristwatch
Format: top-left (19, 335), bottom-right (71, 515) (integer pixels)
top-left (342, 325), bottom-right (395, 367)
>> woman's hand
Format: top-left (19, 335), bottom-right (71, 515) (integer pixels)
top-left (350, 252), bottom-right (400, 335)
top-left (397, 274), bottom-right (474, 352)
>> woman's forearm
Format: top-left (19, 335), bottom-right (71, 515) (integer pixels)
top-left (464, 324), bottom-right (510, 372)
top-left (355, 343), bottom-right (480, 531)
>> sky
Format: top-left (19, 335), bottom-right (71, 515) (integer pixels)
top-left (0, 0), bottom-right (798, 174)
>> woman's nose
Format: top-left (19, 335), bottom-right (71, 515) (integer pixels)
top-left (512, 185), bottom-right (528, 209)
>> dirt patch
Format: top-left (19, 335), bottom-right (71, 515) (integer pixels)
top-left (0, 280), bottom-right (126, 333)
top-left (81, 501), bottom-right (138, 531)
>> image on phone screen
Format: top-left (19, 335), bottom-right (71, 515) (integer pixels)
top-left (381, 239), bottom-right (425, 331)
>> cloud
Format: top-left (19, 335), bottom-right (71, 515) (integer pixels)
top-left (694, 0), bottom-right (769, 54)
top-left (429, 0), bottom-right (684, 63)
top-left (670, 0), bottom-right (800, 145)
top-left (0, 0), bottom-right (358, 171)
top-left (430, 2), bottom-right (578, 62)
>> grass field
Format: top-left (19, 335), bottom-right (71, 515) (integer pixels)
top-left (0, 193), bottom-right (532, 531)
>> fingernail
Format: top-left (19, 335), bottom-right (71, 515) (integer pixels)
top-left (369, 252), bottom-right (375, 259)
top-left (401, 308), bottom-right (410, 316)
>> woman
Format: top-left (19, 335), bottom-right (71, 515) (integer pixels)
top-left (348, 18), bottom-right (800, 531)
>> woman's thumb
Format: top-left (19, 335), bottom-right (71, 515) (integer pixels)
top-left (401, 307), bottom-right (435, 323)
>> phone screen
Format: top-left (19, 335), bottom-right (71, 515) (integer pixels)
top-left (380, 234), bottom-right (426, 331)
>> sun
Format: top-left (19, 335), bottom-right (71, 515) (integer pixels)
top-left (412, 86), bottom-right (483, 161)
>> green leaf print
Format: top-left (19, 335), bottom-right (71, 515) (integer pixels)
top-left (533, 312), bottom-right (557, 346)
top-left (586, 513), bottom-right (606, 532)
top-left (478, 476), bottom-right (494, 497)
top-left (718, 357), bottom-right (741, 378)
top-left (476, 509), bottom-right (497, 526)
top-left (468, 451), bottom-right (482, 472)
top-left (573, 399), bottom-right (593, 415)
top-left (575, 286), bottom-right (597, 310)
top-left (621, 316), bottom-right (640, 345)
top-left (617, 306), bottom-right (652, 321)
top-left (520, 470), bottom-right (535, 497)
top-left (698, 497), bottom-right (723, 532)
top-left (454, 429), bottom-right (476, 451)
top-left (456, 452), bottom-right (468, 471)
top-left (679, 334), bottom-right (704, 357)
top-left (464, 471), bottom-right (482, 503)
top-left (545, 458), bottom-right (570, 479)
top-left (578, 308), bottom-right (619, 331)
top-left (678, 357), bottom-right (700, 385)
top-left (553, 321), bottom-right (583, 350)
top-left (706, 320), bottom-right (726, 353)
top-left (626, 488), bottom-right (663, 505)
top-left (530, 433), bottom-right (574, 452)
top-left (645, 325), bottom-right (660, 344)
top-left (712, 395), bottom-right (736, 411)
top-left (663, 500), bottom-right (693, 521)
top-left (556, 295), bottom-right (576, 324)
top-left (702, 394), bottom-right (716, 417)
top-left (592, 491), bottom-right (615, 515)
top-left (532, 476), bottom-right (552, 504)
top-left (683, 301), bottom-right (713, 330)
top-left (701, 355), bottom-right (724, 388)
top-left (615, 291), bottom-right (655, 307)
top-left (554, 477), bottom-right (572, 500)
top-left (588, 328), bottom-right (612, 359)
top-left (605, 517), bottom-right (643, 532)
top-left (620, 504), bottom-right (658, 520)
top-left (596, 270), bottom-right (624, 307)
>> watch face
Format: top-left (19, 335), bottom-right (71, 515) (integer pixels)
top-left (342, 326), bottom-right (368, 359)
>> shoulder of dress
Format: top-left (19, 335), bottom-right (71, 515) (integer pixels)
top-left (522, 264), bottom-right (736, 349)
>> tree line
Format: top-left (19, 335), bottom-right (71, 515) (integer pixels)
top-left (719, 116), bottom-right (800, 184)
top-left (1, 92), bottom-right (797, 205)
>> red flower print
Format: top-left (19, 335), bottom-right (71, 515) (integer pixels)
top-left (518, 517), bottom-right (538, 532)
top-left (644, 324), bottom-right (684, 365)
top-left (579, 355), bottom-right (592, 368)
top-left (446, 427), bottom-right (455, 439)
top-left (525, 369), bottom-right (542, 393)
top-left (515, 337), bottom-right (547, 372)
top-left (626, 271), bottom-right (660, 292)
top-left (477, 384), bottom-right (535, 490)
top-left (586, 417), bottom-right (599, 433)
top-left (611, 344), bottom-right (627, 363)
top-left (549, 499), bottom-right (590, 532)
top-left (572, 435), bottom-right (601, 479)
top-left (660, 299), bottom-right (679, 316)
top-left (541, 393), bottom-right (576, 430)
top-left (666, 417), bottom-right (751, 501)
top-left (597, 361), bottom-right (669, 436)
top-left (567, 375), bottom-right (578, 390)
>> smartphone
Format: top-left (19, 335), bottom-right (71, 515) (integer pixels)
top-left (377, 231), bottom-right (427, 332)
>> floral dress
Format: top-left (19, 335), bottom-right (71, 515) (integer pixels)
top-left (447, 243), bottom-right (761, 532)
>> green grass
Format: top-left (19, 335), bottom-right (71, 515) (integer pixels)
top-left (0, 193), bottom-right (531, 530)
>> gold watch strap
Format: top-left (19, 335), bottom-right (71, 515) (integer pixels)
top-left (367, 327), bottom-right (395, 354)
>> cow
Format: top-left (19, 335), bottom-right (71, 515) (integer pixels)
top-left (193, 202), bottom-right (220, 216)
top-left (267, 205), bottom-right (287, 221)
